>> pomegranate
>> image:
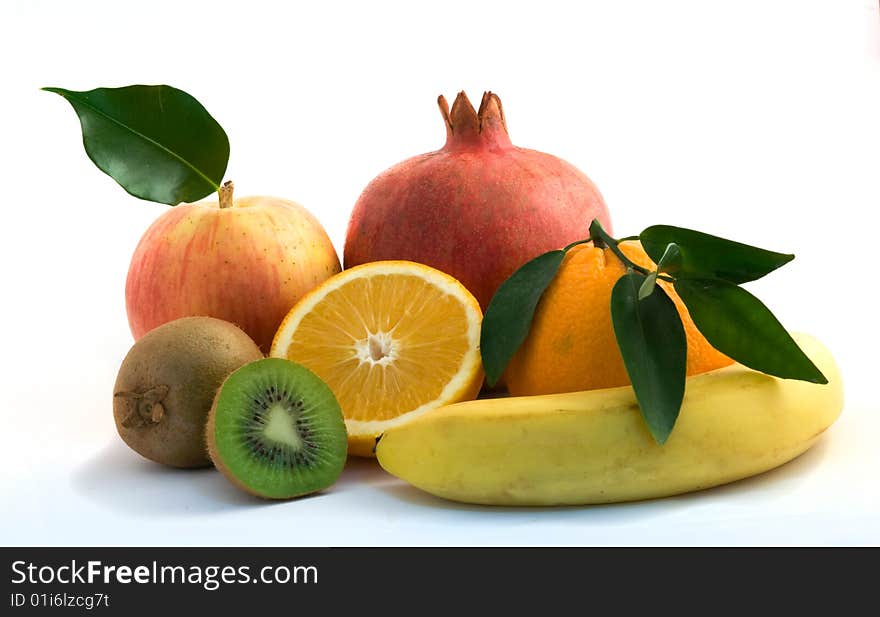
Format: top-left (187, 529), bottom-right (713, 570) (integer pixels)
top-left (344, 91), bottom-right (612, 309)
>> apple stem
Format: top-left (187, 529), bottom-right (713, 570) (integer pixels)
top-left (219, 181), bottom-right (234, 209)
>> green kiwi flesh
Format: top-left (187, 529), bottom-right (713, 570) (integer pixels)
top-left (207, 358), bottom-right (347, 499)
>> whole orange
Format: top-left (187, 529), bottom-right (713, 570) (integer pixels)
top-left (504, 241), bottom-right (733, 396)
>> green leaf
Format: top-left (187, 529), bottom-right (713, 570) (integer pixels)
top-left (638, 271), bottom-right (657, 300)
top-left (44, 85), bottom-right (229, 205)
top-left (480, 250), bottom-right (566, 386)
top-left (639, 242), bottom-right (681, 300)
top-left (674, 278), bottom-right (827, 383)
top-left (611, 273), bottom-right (687, 444)
top-left (641, 225), bottom-right (793, 284)
top-left (655, 242), bottom-right (682, 274)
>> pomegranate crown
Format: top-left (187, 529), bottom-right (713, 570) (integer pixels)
top-left (438, 91), bottom-right (512, 149)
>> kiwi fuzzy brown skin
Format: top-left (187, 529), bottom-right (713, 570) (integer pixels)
top-left (113, 316), bottom-right (263, 468)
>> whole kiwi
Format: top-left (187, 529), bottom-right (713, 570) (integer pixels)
top-left (113, 316), bottom-right (263, 467)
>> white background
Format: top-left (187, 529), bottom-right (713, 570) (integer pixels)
top-left (1, 0), bottom-right (878, 546)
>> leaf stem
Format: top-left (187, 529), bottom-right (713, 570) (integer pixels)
top-left (563, 238), bottom-right (592, 252)
top-left (219, 180), bottom-right (234, 209)
top-left (610, 245), bottom-right (651, 275)
top-left (588, 219), bottom-right (652, 275)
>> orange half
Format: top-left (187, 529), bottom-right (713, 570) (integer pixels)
top-left (270, 261), bottom-right (483, 456)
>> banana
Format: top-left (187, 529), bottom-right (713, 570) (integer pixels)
top-left (375, 333), bottom-right (843, 505)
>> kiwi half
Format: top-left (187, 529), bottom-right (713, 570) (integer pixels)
top-left (207, 358), bottom-right (347, 499)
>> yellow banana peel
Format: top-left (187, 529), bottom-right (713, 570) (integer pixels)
top-left (376, 333), bottom-right (843, 506)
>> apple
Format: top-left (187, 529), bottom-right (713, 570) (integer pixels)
top-left (125, 182), bottom-right (341, 352)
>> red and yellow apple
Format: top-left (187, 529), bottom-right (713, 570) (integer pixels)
top-left (125, 182), bottom-right (341, 352)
